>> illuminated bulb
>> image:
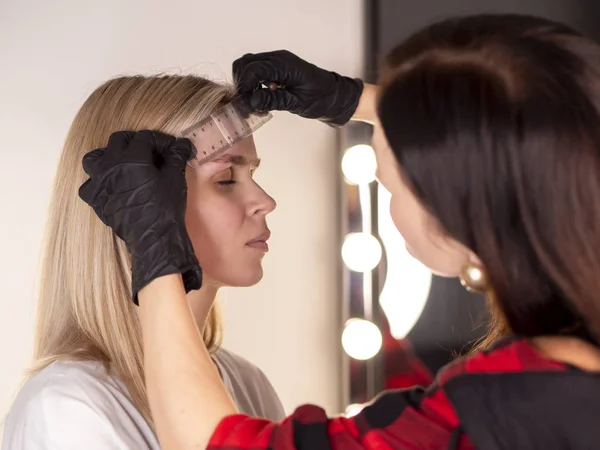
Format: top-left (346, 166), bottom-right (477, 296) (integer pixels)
top-left (341, 233), bottom-right (382, 272)
top-left (341, 318), bottom-right (383, 360)
top-left (345, 404), bottom-right (364, 418)
top-left (341, 144), bottom-right (377, 185)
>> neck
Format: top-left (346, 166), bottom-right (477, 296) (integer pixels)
top-left (186, 280), bottom-right (219, 332)
top-left (532, 336), bottom-right (600, 372)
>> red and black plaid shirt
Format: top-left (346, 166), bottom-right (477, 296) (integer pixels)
top-left (208, 338), bottom-right (587, 450)
top-left (382, 333), bottom-right (433, 391)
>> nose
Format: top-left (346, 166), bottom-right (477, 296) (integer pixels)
top-left (248, 184), bottom-right (277, 217)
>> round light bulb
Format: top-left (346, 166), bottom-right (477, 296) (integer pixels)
top-left (341, 233), bottom-right (382, 272)
top-left (341, 144), bottom-right (377, 185)
top-left (341, 318), bottom-right (383, 360)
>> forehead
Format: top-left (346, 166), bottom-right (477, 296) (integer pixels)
top-left (222, 136), bottom-right (258, 159)
top-left (188, 136), bottom-right (260, 176)
top-left (206, 136), bottom-right (261, 169)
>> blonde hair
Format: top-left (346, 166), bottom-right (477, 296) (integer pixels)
top-left (32, 74), bottom-right (236, 426)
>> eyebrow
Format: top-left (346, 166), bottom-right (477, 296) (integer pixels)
top-left (212, 154), bottom-right (261, 168)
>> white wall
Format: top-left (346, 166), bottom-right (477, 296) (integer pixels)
top-left (0, 0), bottom-right (363, 431)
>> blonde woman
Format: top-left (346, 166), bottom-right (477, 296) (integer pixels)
top-left (1, 75), bottom-right (283, 450)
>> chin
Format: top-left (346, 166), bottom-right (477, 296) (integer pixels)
top-left (213, 266), bottom-right (264, 288)
top-left (420, 259), bottom-right (462, 278)
top-left (429, 268), bottom-right (455, 277)
top-left (405, 243), bottom-right (460, 278)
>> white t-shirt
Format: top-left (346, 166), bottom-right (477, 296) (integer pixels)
top-left (1, 348), bottom-right (285, 449)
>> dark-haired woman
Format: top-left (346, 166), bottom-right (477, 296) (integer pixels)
top-left (81, 14), bottom-right (600, 450)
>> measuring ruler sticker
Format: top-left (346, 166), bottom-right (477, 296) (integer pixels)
top-left (184, 98), bottom-right (272, 168)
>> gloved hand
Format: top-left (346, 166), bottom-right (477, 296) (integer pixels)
top-left (78, 130), bottom-right (202, 304)
top-left (233, 50), bottom-right (364, 126)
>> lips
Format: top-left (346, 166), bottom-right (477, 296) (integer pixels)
top-left (246, 230), bottom-right (271, 252)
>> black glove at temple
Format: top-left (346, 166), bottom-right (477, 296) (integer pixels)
top-left (78, 130), bottom-right (202, 304)
top-left (233, 50), bottom-right (364, 127)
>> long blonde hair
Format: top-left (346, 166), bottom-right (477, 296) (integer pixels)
top-left (32, 74), bottom-right (235, 425)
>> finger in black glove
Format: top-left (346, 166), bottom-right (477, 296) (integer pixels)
top-left (79, 130), bottom-right (202, 304)
top-left (233, 50), bottom-right (363, 126)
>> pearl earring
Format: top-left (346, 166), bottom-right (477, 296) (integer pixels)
top-left (459, 264), bottom-right (489, 293)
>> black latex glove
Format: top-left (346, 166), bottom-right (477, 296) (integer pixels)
top-left (233, 50), bottom-right (364, 127)
top-left (78, 130), bottom-right (202, 304)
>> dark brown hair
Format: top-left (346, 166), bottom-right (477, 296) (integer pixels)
top-left (377, 14), bottom-right (600, 346)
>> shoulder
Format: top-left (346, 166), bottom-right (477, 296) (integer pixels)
top-left (7, 360), bottom-right (116, 414)
top-left (213, 347), bottom-right (270, 385)
top-left (372, 338), bottom-right (565, 431)
top-left (214, 347), bottom-right (262, 374)
top-left (214, 347), bottom-right (275, 391)
top-left (436, 337), bottom-right (566, 386)
top-left (214, 348), bottom-right (285, 421)
top-left (215, 347), bottom-right (279, 383)
top-left (3, 360), bottom-right (157, 450)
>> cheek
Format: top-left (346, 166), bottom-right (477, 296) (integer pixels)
top-left (388, 193), bottom-right (440, 262)
top-left (388, 192), bottom-right (426, 245)
top-left (184, 191), bottom-right (241, 267)
top-left (187, 199), bottom-right (236, 239)
top-left (388, 192), bottom-right (468, 277)
top-left (183, 177), bottom-right (267, 287)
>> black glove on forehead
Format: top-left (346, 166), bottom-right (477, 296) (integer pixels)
top-left (232, 50), bottom-right (363, 126)
top-left (79, 130), bottom-right (201, 304)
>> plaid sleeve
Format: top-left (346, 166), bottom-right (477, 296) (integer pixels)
top-left (207, 337), bottom-right (555, 450)
top-left (207, 384), bottom-right (463, 450)
top-left (384, 337), bottom-right (434, 390)
top-left (379, 313), bottom-right (434, 390)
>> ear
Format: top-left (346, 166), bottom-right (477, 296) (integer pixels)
top-left (468, 251), bottom-right (484, 268)
top-left (450, 240), bottom-right (484, 270)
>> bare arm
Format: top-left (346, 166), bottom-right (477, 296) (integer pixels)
top-left (79, 131), bottom-right (238, 449)
top-left (138, 274), bottom-right (237, 450)
top-left (351, 83), bottom-right (379, 124)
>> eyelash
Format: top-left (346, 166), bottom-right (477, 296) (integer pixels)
top-left (216, 169), bottom-right (256, 186)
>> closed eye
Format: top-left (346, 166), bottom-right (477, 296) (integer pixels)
top-left (216, 168), bottom-right (236, 186)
